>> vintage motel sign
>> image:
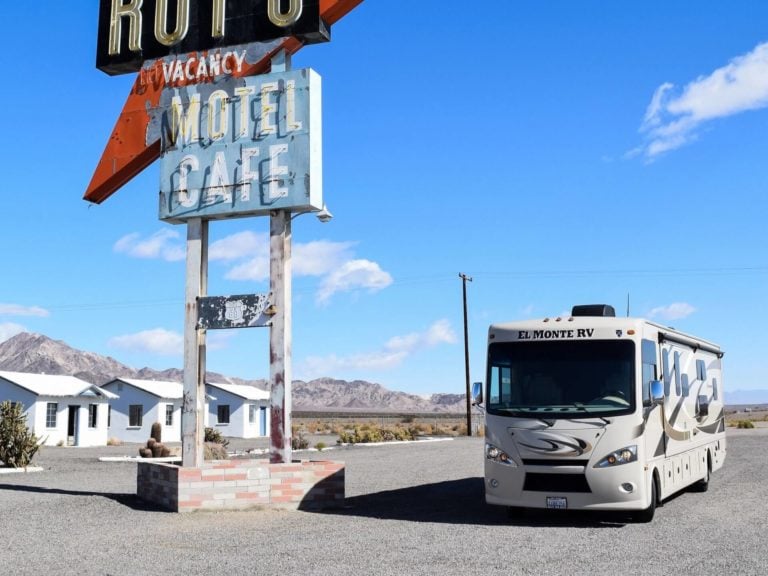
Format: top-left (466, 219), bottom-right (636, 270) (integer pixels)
top-left (158, 67), bottom-right (322, 222)
top-left (84, 0), bottom-right (362, 205)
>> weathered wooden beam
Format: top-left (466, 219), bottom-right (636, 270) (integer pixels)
top-left (182, 218), bottom-right (208, 467)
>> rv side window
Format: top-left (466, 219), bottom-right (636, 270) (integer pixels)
top-left (673, 351), bottom-right (682, 396)
top-left (712, 377), bottom-right (719, 401)
top-left (641, 339), bottom-right (657, 405)
top-left (642, 363), bottom-right (656, 405)
top-left (490, 365), bottom-right (513, 405)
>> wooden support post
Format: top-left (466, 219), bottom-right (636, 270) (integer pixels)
top-left (269, 210), bottom-right (292, 464)
top-left (182, 218), bottom-right (208, 467)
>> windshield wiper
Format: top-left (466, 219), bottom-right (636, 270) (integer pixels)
top-left (571, 403), bottom-right (611, 425)
top-left (503, 408), bottom-right (555, 427)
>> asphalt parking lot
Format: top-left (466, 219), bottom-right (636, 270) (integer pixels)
top-left (1, 430), bottom-right (766, 576)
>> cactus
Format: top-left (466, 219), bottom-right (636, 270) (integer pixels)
top-left (0, 401), bottom-right (42, 468)
top-left (160, 446), bottom-right (171, 458)
top-left (139, 447), bottom-right (153, 458)
top-left (151, 443), bottom-right (164, 458)
top-left (146, 438), bottom-right (156, 448)
top-left (150, 422), bottom-right (162, 443)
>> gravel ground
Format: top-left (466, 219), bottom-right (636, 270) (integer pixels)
top-left (1, 429), bottom-right (766, 576)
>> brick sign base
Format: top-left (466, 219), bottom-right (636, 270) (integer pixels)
top-left (137, 459), bottom-right (345, 512)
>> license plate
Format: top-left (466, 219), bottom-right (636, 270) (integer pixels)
top-left (546, 497), bottom-right (567, 510)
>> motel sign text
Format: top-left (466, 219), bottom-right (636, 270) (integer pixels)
top-left (98, 0), bottom-right (329, 75)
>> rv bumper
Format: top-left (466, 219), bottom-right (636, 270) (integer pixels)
top-left (484, 459), bottom-right (650, 511)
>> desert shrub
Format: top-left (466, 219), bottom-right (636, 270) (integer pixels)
top-left (204, 442), bottom-right (229, 460)
top-left (0, 402), bottom-right (43, 468)
top-left (737, 420), bottom-right (755, 429)
top-left (401, 415), bottom-right (415, 424)
top-left (204, 427), bottom-right (229, 448)
top-left (106, 437), bottom-right (122, 446)
top-left (338, 425), bottom-right (413, 444)
top-left (315, 442), bottom-right (327, 452)
top-left (292, 430), bottom-right (309, 450)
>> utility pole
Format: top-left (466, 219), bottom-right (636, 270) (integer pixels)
top-left (459, 273), bottom-right (472, 437)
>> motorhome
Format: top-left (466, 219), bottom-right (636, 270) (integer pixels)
top-left (472, 304), bottom-right (726, 522)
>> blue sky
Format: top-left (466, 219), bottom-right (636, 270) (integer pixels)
top-left (1, 2), bottom-right (767, 396)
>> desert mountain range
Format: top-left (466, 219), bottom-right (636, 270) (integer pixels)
top-left (0, 332), bottom-right (468, 413)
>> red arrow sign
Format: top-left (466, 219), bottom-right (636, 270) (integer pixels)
top-left (85, 0), bottom-right (363, 205)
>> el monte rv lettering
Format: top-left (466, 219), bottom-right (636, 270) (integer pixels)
top-left (517, 328), bottom-right (596, 340)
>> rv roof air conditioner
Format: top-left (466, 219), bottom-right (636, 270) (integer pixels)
top-left (571, 304), bottom-right (616, 317)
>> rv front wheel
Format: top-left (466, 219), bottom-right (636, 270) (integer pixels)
top-left (633, 477), bottom-right (657, 523)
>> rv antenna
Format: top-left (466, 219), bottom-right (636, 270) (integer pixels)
top-left (626, 293), bottom-right (630, 317)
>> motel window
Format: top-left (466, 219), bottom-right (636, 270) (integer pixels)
top-left (166, 404), bottom-right (174, 426)
top-left (46, 403), bottom-right (58, 428)
top-left (249, 404), bottom-right (257, 424)
top-left (129, 404), bottom-right (144, 427)
top-left (88, 404), bottom-right (98, 428)
top-left (108, 406), bottom-right (112, 428)
top-left (217, 405), bottom-right (230, 425)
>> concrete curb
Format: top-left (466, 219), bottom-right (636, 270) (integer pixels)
top-left (0, 466), bottom-right (44, 474)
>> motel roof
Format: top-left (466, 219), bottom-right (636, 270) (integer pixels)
top-left (206, 381), bottom-right (269, 401)
top-left (105, 378), bottom-right (217, 401)
top-left (0, 371), bottom-right (118, 399)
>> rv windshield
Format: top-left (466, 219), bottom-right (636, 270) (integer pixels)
top-left (487, 339), bottom-right (636, 418)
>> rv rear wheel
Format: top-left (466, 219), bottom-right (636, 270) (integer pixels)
top-left (692, 459), bottom-right (711, 493)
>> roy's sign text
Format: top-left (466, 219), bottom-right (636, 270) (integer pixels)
top-left (97, 0), bottom-right (328, 75)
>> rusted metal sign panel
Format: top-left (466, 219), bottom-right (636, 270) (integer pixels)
top-left (84, 0), bottom-right (363, 205)
top-left (97, 0), bottom-right (329, 75)
top-left (197, 293), bottom-right (271, 329)
top-left (159, 67), bottom-right (321, 222)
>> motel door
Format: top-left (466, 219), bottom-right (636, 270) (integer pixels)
top-left (67, 405), bottom-right (79, 446)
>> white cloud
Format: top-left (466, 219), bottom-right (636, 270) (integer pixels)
top-left (317, 259), bottom-right (393, 304)
top-left (0, 323), bottom-right (25, 343)
top-left (300, 319), bottom-right (457, 376)
top-left (636, 41), bottom-right (768, 159)
top-left (647, 302), bottom-right (696, 321)
top-left (224, 256), bottom-right (270, 282)
top-left (117, 228), bottom-right (392, 304)
top-left (108, 328), bottom-right (183, 356)
top-left (0, 303), bottom-right (49, 317)
top-left (114, 230), bottom-right (185, 262)
top-left (293, 240), bottom-right (355, 276)
top-left (218, 237), bottom-right (355, 282)
top-left (520, 304), bottom-right (535, 317)
top-left (209, 231), bottom-right (268, 261)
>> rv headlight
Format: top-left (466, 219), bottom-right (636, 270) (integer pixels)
top-left (594, 445), bottom-right (638, 468)
top-left (486, 443), bottom-right (517, 467)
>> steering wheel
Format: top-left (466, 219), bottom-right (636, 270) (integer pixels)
top-left (601, 390), bottom-right (630, 405)
top-left (590, 390), bottom-right (630, 406)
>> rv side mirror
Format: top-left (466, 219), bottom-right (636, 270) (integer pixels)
top-left (471, 382), bottom-right (483, 406)
top-left (697, 395), bottom-right (710, 417)
top-left (650, 380), bottom-right (664, 405)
